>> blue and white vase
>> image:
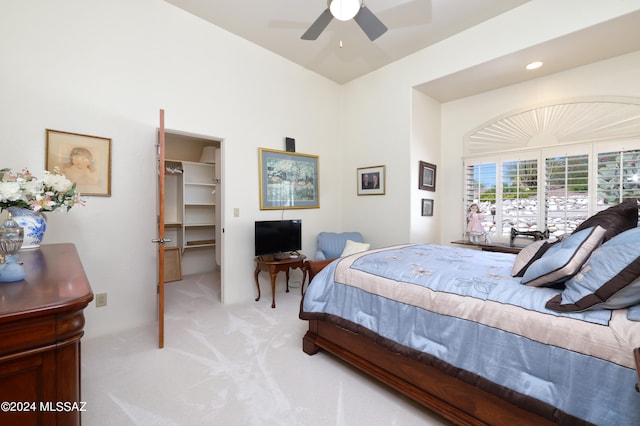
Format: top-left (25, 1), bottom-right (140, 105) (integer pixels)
top-left (7, 207), bottom-right (47, 249)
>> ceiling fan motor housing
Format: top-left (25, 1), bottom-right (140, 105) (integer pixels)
top-left (302, 0), bottom-right (386, 42)
top-left (329, 0), bottom-right (361, 21)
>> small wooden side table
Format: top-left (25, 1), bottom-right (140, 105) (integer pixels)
top-left (254, 254), bottom-right (307, 308)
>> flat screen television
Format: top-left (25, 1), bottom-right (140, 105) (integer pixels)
top-left (254, 220), bottom-right (302, 257)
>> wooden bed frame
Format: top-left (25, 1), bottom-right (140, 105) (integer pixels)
top-left (301, 260), bottom-right (640, 426)
top-left (302, 319), bottom-right (558, 425)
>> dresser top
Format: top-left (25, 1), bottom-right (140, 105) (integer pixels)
top-left (0, 243), bottom-right (94, 321)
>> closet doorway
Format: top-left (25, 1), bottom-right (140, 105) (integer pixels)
top-left (155, 109), bottom-right (224, 348)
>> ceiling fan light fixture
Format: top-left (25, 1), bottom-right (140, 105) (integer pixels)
top-left (330, 0), bottom-right (361, 21)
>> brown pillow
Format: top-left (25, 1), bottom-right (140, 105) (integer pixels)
top-left (572, 199), bottom-right (638, 241)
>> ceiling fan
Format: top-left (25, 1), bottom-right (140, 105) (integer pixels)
top-left (301, 0), bottom-right (388, 41)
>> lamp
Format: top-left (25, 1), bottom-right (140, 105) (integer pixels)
top-left (490, 206), bottom-right (496, 224)
top-left (330, 0), bottom-right (361, 21)
top-left (199, 146), bottom-right (216, 164)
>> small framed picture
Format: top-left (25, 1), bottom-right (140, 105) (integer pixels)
top-left (46, 129), bottom-right (111, 196)
top-left (419, 161), bottom-right (436, 191)
top-left (422, 199), bottom-right (434, 216)
top-left (357, 165), bottom-right (385, 195)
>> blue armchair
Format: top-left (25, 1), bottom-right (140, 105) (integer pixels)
top-left (315, 232), bottom-right (365, 260)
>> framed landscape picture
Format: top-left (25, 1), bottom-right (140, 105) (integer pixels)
top-left (46, 129), bottom-right (111, 196)
top-left (259, 148), bottom-right (319, 209)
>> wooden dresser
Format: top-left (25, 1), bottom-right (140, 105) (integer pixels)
top-left (0, 244), bottom-right (93, 426)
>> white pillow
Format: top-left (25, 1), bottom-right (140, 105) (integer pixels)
top-left (341, 239), bottom-right (370, 257)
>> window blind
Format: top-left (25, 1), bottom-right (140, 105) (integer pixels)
top-left (465, 162), bottom-right (497, 234)
top-left (501, 159), bottom-right (538, 235)
top-left (463, 143), bottom-right (640, 242)
top-left (545, 154), bottom-right (589, 237)
top-left (598, 149), bottom-right (640, 207)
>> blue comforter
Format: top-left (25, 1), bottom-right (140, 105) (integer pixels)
top-left (301, 244), bottom-right (640, 425)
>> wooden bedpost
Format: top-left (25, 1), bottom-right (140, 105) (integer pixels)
top-left (303, 320), bottom-right (320, 355)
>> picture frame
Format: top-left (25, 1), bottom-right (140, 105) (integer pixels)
top-left (259, 148), bottom-right (319, 210)
top-left (46, 129), bottom-right (111, 196)
top-left (419, 161), bottom-right (437, 191)
top-left (357, 165), bottom-right (385, 196)
top-left (422, 199), bottom-right (434, 216)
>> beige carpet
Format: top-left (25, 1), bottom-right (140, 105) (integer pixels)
top-left (81, 272), bottom-right (449, 425)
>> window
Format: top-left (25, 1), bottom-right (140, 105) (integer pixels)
top-left (502, 159), bottom-right (538, 235)
top-left (598, 149), bottom-right (640, 207)
top-left (465, 161), bottom-right (496, 235)
top-left (465, 143), bottom-right (640, 242)
top-left (545, 154), bottom-right (589, 236)
top-left (465, 158), bottom-right (539, 239)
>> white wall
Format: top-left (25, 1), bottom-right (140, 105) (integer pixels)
top-left (410, 91), bottom-right (440, 243)
top-left (340, 75), bottom-right (412, 248)
top-left (0, 0), bottom-right (342, 337)
top-left (340, 0), bottom-right (640, 248)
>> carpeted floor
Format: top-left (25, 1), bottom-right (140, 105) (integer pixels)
top-left (81, 272), bottom-right (449, 425)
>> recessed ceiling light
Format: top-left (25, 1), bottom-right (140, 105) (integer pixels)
top-left (526, 61), bottom-right (543, 70)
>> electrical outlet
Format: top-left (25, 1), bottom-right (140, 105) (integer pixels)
top-left (96, 293), bottom-right (107, 307)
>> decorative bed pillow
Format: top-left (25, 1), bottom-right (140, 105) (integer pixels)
top-left (520, 226), bottom-right (606, 287)
top-left (546, 227), bottom-right (640, 312)
top-left (511, 240), bottom-right (551, 277)
top-left (341, 240), bottom-right (370, 257)
top-left (572, 199), bottom-right (638, 241)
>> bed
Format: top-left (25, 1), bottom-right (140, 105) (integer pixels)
top-left (299, 203), bottom-right (640, 425)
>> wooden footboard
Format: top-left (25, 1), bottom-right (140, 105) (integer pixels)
top-left (303, 318), bottom-right (557, 426)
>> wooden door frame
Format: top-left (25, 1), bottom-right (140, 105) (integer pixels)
top-left (156, 117), bottom-right (225, 348)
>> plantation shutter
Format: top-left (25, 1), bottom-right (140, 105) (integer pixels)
top-left (464, 161), bottom-right (497, 234)
top-left (545, 154), bottom-right (589, 237)
top-left (597, 149), bottom-right (640, 207)
top-left (501, 159), bottom-right (538, 235)
top-left (465, 162), bottom-right (497, 206)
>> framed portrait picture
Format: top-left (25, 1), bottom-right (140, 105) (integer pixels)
top-left (419, 161), bottom-right (436, 191)
top-left (46, 129), bottom-right (111, 196)
top-left (422, 199), bottom-right (434, 216)
top-left (259, 148), bottom-right (319, 210)
top-left (357, 165), bottom-right (385, 196)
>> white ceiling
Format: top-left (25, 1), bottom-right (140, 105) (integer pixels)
top-left (162, 0), bottom-right (531, 84)
top-left (163, 0), bottom-right (640, 101)
top-left (418, 10), bottom-right (640, 102)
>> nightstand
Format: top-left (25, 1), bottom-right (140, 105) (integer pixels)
top-left (254, 254), bottom-right (307, 308)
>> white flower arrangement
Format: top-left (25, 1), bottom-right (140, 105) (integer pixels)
top-left (0, 167), bottom-right (84, 212)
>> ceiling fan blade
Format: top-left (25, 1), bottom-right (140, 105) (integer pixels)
top-left (301, 8), bottom-right (333, 40)
top-left (354, 5), bottom-right (388, 41)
